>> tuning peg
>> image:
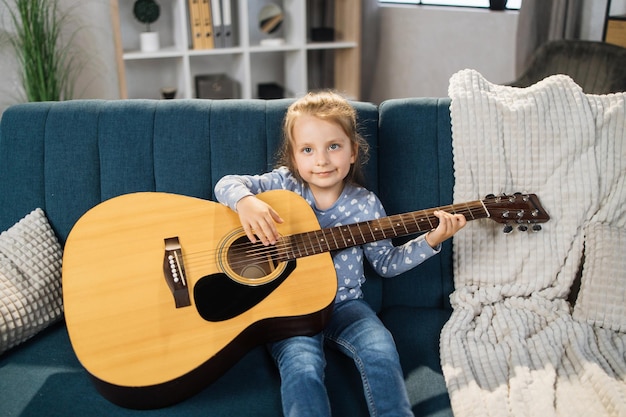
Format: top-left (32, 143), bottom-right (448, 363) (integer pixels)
top-left (503, 224), bottom-right (513, 234)
top-left (518, 225), bottom-right (528, 232)
top-left (532, 224), bottom-right (542, 232)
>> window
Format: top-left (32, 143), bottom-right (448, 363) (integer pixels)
top-left (379, 0), bottom-right (522, 9)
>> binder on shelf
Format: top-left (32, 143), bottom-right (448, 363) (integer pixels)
top-left (210, 0), bottom-right (223, 47)
top-left (199, 0), bottom-right (215, 49)
top-left (188, 0), bottom-right (204, 50)
top-left (221, 0), bottom-right (234, 48)
top-left (605, 16), bottom-right (626, 48)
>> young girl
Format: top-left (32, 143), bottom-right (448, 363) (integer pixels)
top-left (214, 91), bottom-right (466, 417)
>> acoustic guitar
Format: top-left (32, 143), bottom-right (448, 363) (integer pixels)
top-left (62, 190), bottom-right (549, 409)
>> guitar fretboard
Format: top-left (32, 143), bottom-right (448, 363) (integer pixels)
top-left (277, 200), bottom-right (489, 261)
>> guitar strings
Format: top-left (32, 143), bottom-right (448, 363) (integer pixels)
top-left (192, 202), bottom-right (488, 258)
top-left (187, 202), bottom-right (491, 269)
top-left (176, 201), bottom-right (492, 273)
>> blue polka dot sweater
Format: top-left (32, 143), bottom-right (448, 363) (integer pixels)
top-left (215, 167), bottom-right (440, 304)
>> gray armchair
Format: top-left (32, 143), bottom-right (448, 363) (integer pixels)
top-left (511, 40), bottom-right (626, 94)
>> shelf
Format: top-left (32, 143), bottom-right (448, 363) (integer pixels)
top-left (306, 41), bottom-right (358, 50)
top-left (187, 47), bottom-right (244, 56)
top-left (248, 44), bottom-right (302, 53)
top-left (111, 0), bottom-right (361, 100)
top-left (123, 47), bottom-right (186, 60)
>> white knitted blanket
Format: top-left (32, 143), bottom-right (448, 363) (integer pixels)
top-left (441, 69), bottom-right (626, 417)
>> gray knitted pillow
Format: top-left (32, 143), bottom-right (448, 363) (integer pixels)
top-left (0, 208), bottom-right (63, 355)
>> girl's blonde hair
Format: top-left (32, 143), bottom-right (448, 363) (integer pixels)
top-left (276, 90), bottom-right (370, 186)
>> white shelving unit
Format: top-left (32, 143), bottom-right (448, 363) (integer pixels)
top-left (111, 0), bottom-right (361, 100)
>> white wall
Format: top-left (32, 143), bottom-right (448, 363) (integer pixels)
top-left (0, 0), bottom-right (119, 115)
top-left (610, 0), bottom-right (626, 15)
top-left (369, 0), bottom-right (615, 103)
top-left (0, 0), bottom-right (620, 115)
top-left (369, 5), bottom-right (519, 102)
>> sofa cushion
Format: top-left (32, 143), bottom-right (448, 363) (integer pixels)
top-left (0, 322), bottom-right (279, 416)
top-left (573, 222), bottom-right (626, 332)
top-left (0, 209), bottom-right (63, 355)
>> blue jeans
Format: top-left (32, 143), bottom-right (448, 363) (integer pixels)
top-left (269, 299), bottom-right (413, 417)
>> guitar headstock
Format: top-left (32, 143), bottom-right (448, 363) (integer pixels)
top-left (483, 193), bottom-right (550, 233)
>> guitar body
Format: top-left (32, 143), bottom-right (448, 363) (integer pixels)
top-left (62, 190), bottom-right (336, 409)
top-left (63, 189), bottom-right (550, 409)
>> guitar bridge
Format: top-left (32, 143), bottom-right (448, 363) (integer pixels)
top-left (163, 237), bottom-right (191, 308)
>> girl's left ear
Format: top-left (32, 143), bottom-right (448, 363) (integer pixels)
top-left (351, 142), bottom-right (358, 163)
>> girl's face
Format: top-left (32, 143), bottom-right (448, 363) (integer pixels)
top-left (291, 114), bottom-right (356, 200)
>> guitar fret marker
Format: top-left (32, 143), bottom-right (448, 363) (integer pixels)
top-left (317, 231), bottom-right (326, 251)
top-left (345, 226), bottom-right (356, 245)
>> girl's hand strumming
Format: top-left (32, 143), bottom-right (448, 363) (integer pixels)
top-left (236, 195), bottom-right (284, 245)
top-left (425, 210), bottom-right (467, 248)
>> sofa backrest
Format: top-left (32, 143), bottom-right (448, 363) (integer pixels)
top-left (0, 99), bottom-right (379, 242)
top-left (377, 97), bottom-right (454, 310)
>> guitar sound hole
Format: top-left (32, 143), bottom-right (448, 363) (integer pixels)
top-left (227, 236), bottom-right (279, 281)
top-left (195, 250), bottom-right (296, 322)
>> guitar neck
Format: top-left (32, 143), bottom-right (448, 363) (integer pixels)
top-left (279, 200), bottom-right (489, 260)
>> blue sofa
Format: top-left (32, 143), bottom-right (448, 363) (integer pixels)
top-left (0, 98), bottom-right (455, 417)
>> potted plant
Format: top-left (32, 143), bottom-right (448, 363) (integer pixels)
top-left (1, 0), bottom-right (84, 102)
top-left (134, 0), bottom-right (160, 52)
